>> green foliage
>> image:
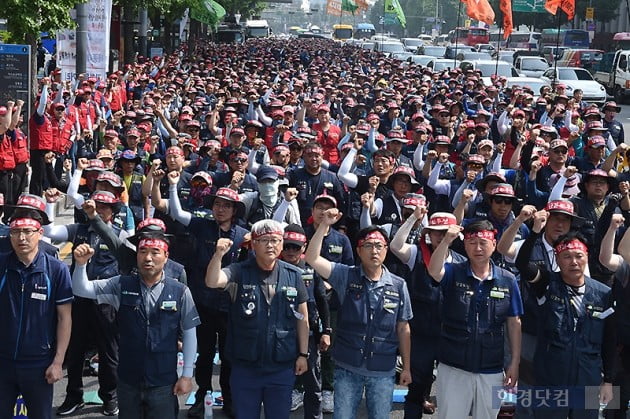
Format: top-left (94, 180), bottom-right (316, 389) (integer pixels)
top-left (0, 0), bottom-right (84, 43)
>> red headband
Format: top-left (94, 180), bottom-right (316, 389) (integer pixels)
top-left (166, 147), bottom-right (184, 157)
top-left (554, 239), bottom-right (588, 255)
top-left (252, 230), bottom-right (284, 240)
top-left (357, 231), bottom-right (387, 247)
top-left (464, 230), bottom-right (495, 241)
top-left (283, 231), bottom-right (306, 243)
top-left (137, 218), bottom-right (167, 232)
top-left (138, 238), bottom-right (169, 252)
top-left (10, 218), bottom-right (41, 230)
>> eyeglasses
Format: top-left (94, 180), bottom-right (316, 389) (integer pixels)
top-left (190, 179), bottom-right (209, 188)
top-left (231, 158), bottom-right (247, 163)
top-left (9, 229), bottom-right (39, 238)
top-left (360, 242), bottom-right (386, 251)
top-left (254, 238), bottom-right (282, 246)
top-left (283, 244), bottom-right (303, 251)
top-left (468, 163), bottom-right (483, 169)
top-left (492, 197), bottom-right (514, 205)
top-left (187, 128), bottom-right (200, 132)
top-left (553, 148), bottom-right (568, 154)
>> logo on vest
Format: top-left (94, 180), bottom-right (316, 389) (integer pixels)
top-left (328, 245), bottom-right (343, 254)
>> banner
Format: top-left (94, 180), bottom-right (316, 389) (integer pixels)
top-left (326, 0), bottom-right (342, 16)
top-left (57, 0), bottom-right (112, 81)
top-left (512, 0), bottom-right (546, 12)
top-left (180, 8), bottom-right (189, 42)
top-left (500, 0), bottom-right (513, 39)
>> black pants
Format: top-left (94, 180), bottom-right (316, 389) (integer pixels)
top-left (64, 297), bottom-right (119, 404)
top-left (194, 305), bottom-right (232, 408)
top-left (29, 149), bottom-right (48, 196)
top-left (605, 345), bottom-right (630, 418)
top-left (296, 335), bottom-right (323, 419)
top-left (404, 333), bottom-right (438, 418)
top-left (11, 163), bottom-right (27, 203)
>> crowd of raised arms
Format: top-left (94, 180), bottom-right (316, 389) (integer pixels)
top-left (0, 36), bottom-right (629, 419)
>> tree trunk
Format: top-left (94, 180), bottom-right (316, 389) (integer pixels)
top-left (26, 33), bottom-right (38, 115)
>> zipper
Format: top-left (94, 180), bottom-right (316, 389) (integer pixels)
top-left (14, 279), bottom-right (25, 359)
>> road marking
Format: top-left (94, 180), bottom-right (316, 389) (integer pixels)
top-left (59, 242), bottom-right (73, 261)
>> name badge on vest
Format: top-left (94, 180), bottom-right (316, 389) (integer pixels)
top-left (383, 300), bottom-right (397, 313)
top-left (328, 245), bottom-right (343, 254)
top-left (323, 182), bottom-right (333, 190)
top-left (490, 290), bottom-right (505, 299)
top-left (31, 292), bottom-right (47, 301)
top-left (286, 287), bottom-right (298, 298)
top-left (161, 300), bottom-right (178, 311)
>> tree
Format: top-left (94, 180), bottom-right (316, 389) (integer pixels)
top-left (1, 0), bottom-right (86, 101)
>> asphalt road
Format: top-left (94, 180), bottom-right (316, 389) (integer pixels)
top-left (37, 103), bottom-right (630, 418)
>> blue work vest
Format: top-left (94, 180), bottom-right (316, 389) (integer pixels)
top-left (408, 249), bottom-right (465, 337)
top-left (332, 271), bottom-right (406, 372)
top-left (226, 259), bottom-right (303, 373)
top-left (439, 263), bottom-right (515, 373)
top-left (117, 276), bottom-right (185, 387)
top-left (71, 224), bottom-right (120, 280)
top-left (520, 238), bottom-right (552, 335)
top-left (534, 274), bottom-right (611, 387)
top-left (127, 172), bottom-right (145, 221)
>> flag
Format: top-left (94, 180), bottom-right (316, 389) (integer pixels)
top-left (463, 0), bottom-right (495, 26)
top-left (500, 0), bottom-right (513, 39)
top-left (326, 0), bottom-right (342, 16)
top-left (342, 0), bottom-right (358, 13)
top-left (545, 0), bottom-right (574, 19)
top-left (384, 0), bottom-right (406, 27)
top-left (356, 0), bottom-right (369, 10)
top-left (191, 0), bottom-right (226, 26)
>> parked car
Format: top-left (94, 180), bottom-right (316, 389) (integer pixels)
top-left (541, 67), bottom-right (607, 104)
top-left (401, 38), bottom-right (425, 52)
top-left (556, 49), bottom-right (604, 73)
top-left (427, 58), bottom-right (461, 72)
top-left (417, 45), bottom-right (447, 58)
top-left (475, 43), bottom-right (496, 53)
top-left (593, 50), bottom-right (630, 103)
top-left (505, 77), bottom-right (552, 99)
top-left (540, 46), bottom-right (568, 63)
top-left (492, 49), bottom-right (518, 63)
top-left (455, 51), bottom-right (492, 61)
top-left (460, 59), bottom-right (520, 85)
top-left (513, 56), bottom-right (550, 78)
top-left (374, 41), bottom-right (406, 56)
top-left (408, 54), bottom-right (434, 66)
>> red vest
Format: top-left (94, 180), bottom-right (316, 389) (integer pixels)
top-left (12, 129), bottom-right (29, 164)
top-left (51, 118), bottom-right (74, 154)
top-left (0, 133), bottom-right (16, 171)
top-left (314, 123), bottom-right (341, 164)
top-left (28, 112), bottom-right (54, 151)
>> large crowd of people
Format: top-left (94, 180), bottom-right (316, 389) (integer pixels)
top-left (0, 36), bottom-right (629, 419)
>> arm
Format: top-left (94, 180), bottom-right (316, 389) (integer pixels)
top-left (600, 215), bottom-right (624, 272)
top-left (396, 321), bottom-right (412, 385)
top-left (548, 175), bottom-right (566, 201)
top-left (168, 183), bottom-right (192, 226)
top-left (67, 167), bottom-right (85, 208)
top-left (71, 260), bottom-right (97, 298)
top-left (497, 205), bottom-right (535, 259)
top-left (295, 302), bottom-right (309, 375)
top-left (205, 239), bottom-right (231, 289)
top-left (365, 128), bottom-right (378, 153)
top-left (305, 211), bottom-right (341, 280)
top-left (337, 147), bottom-right (359, 188)
top-left (43, 203), bottom-right (70, 241)
top-left (390, 207), bottom-right (424, 264)
top-left (46, 303), bottom-right (71, 383)
top-left (616, 219), bottom-right (630, 266)
top-left (37, 84), bottom-right (49, 117)
top-left (427, 225), bottom-right (461, 282)
top-left (412, 142), bottom-right (426, 171)
top-left (181, 327), bottom-right (197, 377)
top-left (497, 110), bottom-right (512, 136)
top-left (504, 316), bottom-right (522, 387)
top-left (426, 161), bottom-right (450, 195)
top-left (247, 149), bottom-right (261, 175)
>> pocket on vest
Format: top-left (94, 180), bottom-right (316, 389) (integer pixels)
top-left (274, 329), bottom-right (297, 363)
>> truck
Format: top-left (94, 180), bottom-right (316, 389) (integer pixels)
top-left (216, 24), bottom-right (245, 44)
top-left (593, 50), bottom-right (630, 103)
top-left (244, 20), bottom-right (271, 38)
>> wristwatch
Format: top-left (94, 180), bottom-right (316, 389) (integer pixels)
top-left (322, 328), bottom-right (333, 335)
top-left (298, 352), bottom-right (309, 358)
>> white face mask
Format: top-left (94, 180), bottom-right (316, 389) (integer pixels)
top-left (259, 181), bottom-right (279, 207)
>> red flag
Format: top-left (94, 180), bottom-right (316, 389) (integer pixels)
top-left (544, 0), bottom-right (560, 15)
top-left (545, 0), bottom-right (574, 19)
top-left (500, 0), bottom-right (513, 40)
top-left (464, 0), bottom-right (496, 26)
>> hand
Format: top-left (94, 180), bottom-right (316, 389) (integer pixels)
top-left (504, 362), bottom-right (519, 388)
top-left (44, 151), bottom-right (55, 164)
top-left (532, 210), bottom-right (549, 233)
top-left (444, 224), bottom-right (464, 244)
top-left (230, 171), bottom-right (244, 188)
top-left (438, 153), bottom-right (449, 164)
top-left (620, 181), bottom-right (630, 196)
top-left (295, 356), bottom-right (308, 375)
top-left (82, 200), bottom-right (97, 219)
top-left (151, 159), bottom-right (162, 170)
top-left (343, 115), bottom-right (351, 124)
top-left (6, 101), bottom-right (14, 110)
top-left (399, 369), bottom-right (412, 386)
top-left (518, 205), bottom-right (537, 221)
top-left (611, 213), bottom-right (625, 230)
top-left (319, 334), bottom-right (331, 352)
top-left (77, 157), bottom-right (89, 171)
top-left (496, 142), bottom-right (506, 154)
top-left (322, 208), bottom-right (342, 226)
top-left (63, 159), bottom-right (72, 172)
top-left (600, 382), bottom-right (614, 405)
top-left (413, 204), bottom-right (428, 220)
top-left (368, 176), bottom-right (379, 194)
top-left (284, 187), bottom-right (298, 202)
top-left (426, 150), bottom-right (437, 161)
top-left (465, 170), bottom-right (476, 183)
top-left (152, 169), bottom-right (165, 182)
top-left (45, 362), bottom-right (63, 384)
top-left (563, 166), bottom-right (578, 179)
top-left (466, 132), bottom-right (475, 143)
top-left (356, 154), bottom-right (367, 165)
top-left (215, 238), bottom-right (233, 256)
top-left (360, 192), bottom-right (373, 209)
top-left (618, 143), bottom-right (629, 154)
top-left (73, 243), bottom-right (95, 265)
top-left (173, 377), bottom-right (193, 395)
top-left (44, 188), bottom-right (62, 203)
top-left (15, 99), bottom-right (24, 108)
top-left (167, 170), bottom-right (180, 185)
top-left (530, 160), bottom-right (542, 175)
top-left (461, 189), bottom-right (474, 203)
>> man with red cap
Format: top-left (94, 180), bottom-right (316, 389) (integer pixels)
top-left (0, 194), bottom-right (73, 419)
top-left (72, 230), bottom-right (200, 418)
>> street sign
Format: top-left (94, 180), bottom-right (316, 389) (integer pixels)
top-left (0, 44), bottom-right (31, 126)
top-left (513, 0), bottom-right (546, 13)
top-left (585, 7), bottom-right (594, 19)
top-left (464, 19), bottom-right (471, 28)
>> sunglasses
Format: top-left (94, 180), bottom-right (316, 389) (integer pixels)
top-left (191, 178), bottom-right (209, 188)
top-left (492, 197), bottom-right (514, 205)
top-left (552, 148), bottom-right (568, 154)
top-left (231, 158), bottom-right (247, 163)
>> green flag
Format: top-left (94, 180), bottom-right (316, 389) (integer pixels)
top-left (342, 0), bottom-right (359, 14)
top-left (191, 0), bottom-right (226, 26)
top-left (384, 0), bottom-right (406, 27)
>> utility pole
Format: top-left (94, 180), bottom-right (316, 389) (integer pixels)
top-left (139, 8), bottom-right (148, 58)
top-left (76, 2), bottom-right (88, 75)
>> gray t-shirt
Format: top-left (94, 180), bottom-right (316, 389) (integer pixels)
top-left (92, 275), bottom-right (200, 330)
